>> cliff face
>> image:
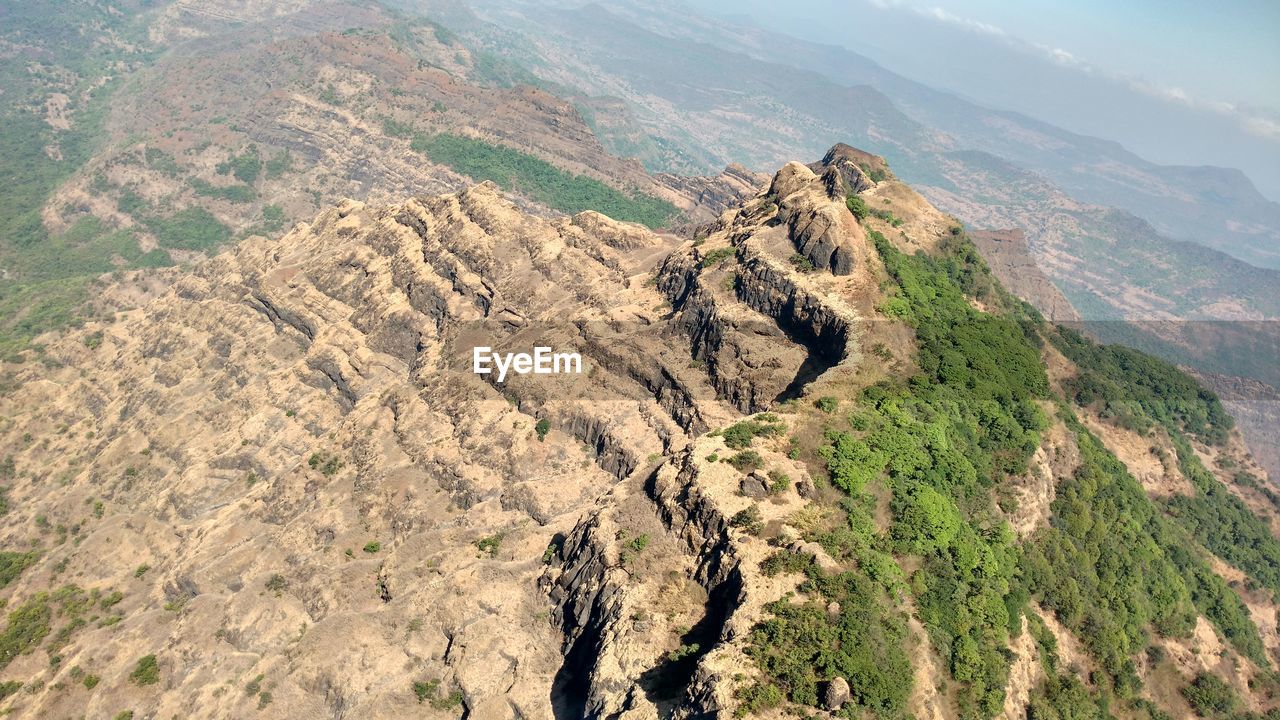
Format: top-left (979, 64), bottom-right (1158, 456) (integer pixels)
top-left (968, 228), bottom-right (1082, 323)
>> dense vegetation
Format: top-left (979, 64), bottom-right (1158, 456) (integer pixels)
top-left (0, 3), bottom-right (159, 357)
top-left (1052, 328), bottom-right (1234, 444)
top-left (1162, 436), bottom-right (1280, 602)
top-left (1023, 425), bottom-right (1202, 692)
top-left (0, 551), bottom-right (38, 588)
top-left (1023, 344), bottom-right (1267, 694)
top-left (744, 561), bottom-right (912, 716)
top-left (747, 233), bottom-right (1049, 718)
top-left (1045, 328), bottom-right (1277, 658)
top-left (745, 229), bottom-right (1271, 719)
top-left (411, 133), bottom-right (678, 228)
top-left (847, 233), bottom-right (1047, 717)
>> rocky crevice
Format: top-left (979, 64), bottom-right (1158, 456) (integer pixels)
top-left (547, 450), bottom-right (749, 719)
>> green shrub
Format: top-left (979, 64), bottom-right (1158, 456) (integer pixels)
top-left (700, 247), bottom-right (735, 268)
top-left (0, 551), bottom-right (38, 587)
top-left (257, 204), bottom-right (287, 233)
top-left (1026, 673), bottom-right (1108, 720)
top-left (726, 451), bottom-right (763, 473)
top-left (413, 678), bottom-right (463, 708)
top-left (721, 418), bottom-right (785, 449)
top-left (788, 253), bottom-right (815, 272)
top-left (476, 534), bottom-right (503, 557)
top-left (413, 680), bottom-right (435, 703)
top-left (411, 133), bottom-right (676, 228)
top-left (382, 116), bottom-right (415, 139)
top-left (362, 541), bottom-right (381, 554)
top-left (0, 594), bottom-right (52, 669)
top-left (845, 194), bottom-right (868, 220)
top-left (730, 505), bottom-right (764, 535)
top-left (746, 569), bottom-right (911, 714)
top-left (307, 451), bottom-right (344, 476)
top-left (733, 681), bottom-right (783, 716)
top-left (129, 654), bottom-right (159, 685)
top-left (535, 418), bottom-right (550, 442)
top-left (216, 145), bottom-right (261, 184)
top-left (759, 549), bottom-right (815, 577)
top-left (146, 207), bottom-right (230, 251)
top-left (190, 178), bottom-right (255, 203)
top-left (668, 642), bottom-right (700, 662)
top-left (858, 163), bottom-right (888, 183)
top-left (1180, 673), bottom-right (1239, 717)
top-left (264, 151), bottom-right (293, 179)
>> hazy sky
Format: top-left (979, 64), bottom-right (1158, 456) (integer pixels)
top-left (917, 0), bottom-right (1280, 116)
top-left (697, 0), bottom-right (1280, 196)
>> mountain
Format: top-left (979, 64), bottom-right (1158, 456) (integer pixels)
top-left (1, 145), bottom-right (1278, 720)
top-left (411, 0), bottom-right (1280, 490)
top-left (0, 0), bottom-right (758, 358)
top-left (586, 0), bottom-right (1280, 270)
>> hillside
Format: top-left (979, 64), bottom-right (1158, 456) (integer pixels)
top-left (0, 146), bottom-right (1277, 720)
top-left (0, 0), bottom-right (759, 359)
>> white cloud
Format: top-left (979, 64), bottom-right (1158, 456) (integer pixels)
top-left (919, 6), bottom-right (1005, 36)
top-left (1125, 77), bottom-right (1279, 140)
top-left (862, 0), bottom-right (1280, 143)
top-left (1241, 115), bottom-right (1280, 140)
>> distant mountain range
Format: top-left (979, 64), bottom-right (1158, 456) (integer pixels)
top-left (444, 0), bottom-right (1280, 271)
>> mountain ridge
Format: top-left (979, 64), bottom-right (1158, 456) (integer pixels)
top-left (1, 145), bottom-right (1277, 719)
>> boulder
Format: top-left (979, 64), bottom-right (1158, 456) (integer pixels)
top-left (739, 474), bottom-right (769, 499)
top-left (824, 676), bottom-right (851, 710)
top-left (795, 477), bottom-right (816, 499)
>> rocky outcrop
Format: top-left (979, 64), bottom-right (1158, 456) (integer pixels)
top-left (767, 159), bottom-right (869, 276)
top-left (655, 163), bottom-right (769, 221)
top-left (808, 143), bottom-right (893, 193)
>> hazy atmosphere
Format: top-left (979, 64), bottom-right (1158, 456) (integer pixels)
top-left (696, 0), bottom-right (1280, 199)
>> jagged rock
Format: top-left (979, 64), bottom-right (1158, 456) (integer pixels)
top-left (655, 163), bottom-right (769, 220)
top-left (739, 474), bottom-right (769, 499)
top-left (795, 477), bottom-right (816, 499)
top-left (770, 150), bottom-right (872, 277)
top-left (831, 244), bottom-right (856, 275)
top-left (14, 142), bottom-right (1254, 720)
top-left (825, 676), bottom-right (851, 710)
top-left (768, 161), bottom-right (816, 199)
